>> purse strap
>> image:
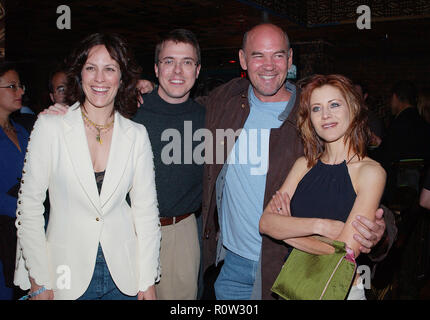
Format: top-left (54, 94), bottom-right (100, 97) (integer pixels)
top-left (312, 236), bottom-right (347, 253)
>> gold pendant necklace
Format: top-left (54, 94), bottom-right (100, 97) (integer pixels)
top-left (81, 110), bottom-right (114, 145)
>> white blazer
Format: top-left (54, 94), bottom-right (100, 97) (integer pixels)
top-left (14, 103), bottom-right (161, 300)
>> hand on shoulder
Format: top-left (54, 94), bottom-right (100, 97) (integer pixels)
top-left (39, 103), bottom-right (69, 116)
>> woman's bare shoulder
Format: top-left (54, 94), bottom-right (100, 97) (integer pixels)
top-left (352, 157), bottom-right (386, 190)
top-left (279, 156), bottom-right (311, 194)
top-left (294, 156), bottom-right (308, 167)
top-left (358, 157), bottom-right (385, 175)
top-left (292, 156), bottom-right (311, 175)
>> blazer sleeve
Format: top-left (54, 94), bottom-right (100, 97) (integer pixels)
top-left (14, 115), bottom-right (53, 290)
top-left (128, 125), bottom-right (161, 292)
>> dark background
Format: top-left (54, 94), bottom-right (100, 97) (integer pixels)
top-left (3, 0), bottom-right (430, 118)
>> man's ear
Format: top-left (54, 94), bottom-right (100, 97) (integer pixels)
top-left (154, 63), bottom-right (159, 79)
top-left (195, 64), bottom-right (201, 79)
top-left (287, 48), bottom-right (293, 70)
top-left (49, 93), bottom-right (55, 104)
top-left (239, 49), bottom-right (247, 71)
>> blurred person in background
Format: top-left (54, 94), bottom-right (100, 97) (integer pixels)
top-left (48, 68), bottom-right (67, 105)
top-left (417, 87), bottom-right (430, 125)
top-left (0, 62), bottom-right (28, 300)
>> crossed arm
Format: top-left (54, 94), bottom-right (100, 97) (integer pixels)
top-left (259, 157), bottom-right (387, 258)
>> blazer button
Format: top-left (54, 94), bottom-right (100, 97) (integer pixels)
top-left (241, 103), bottom-right (245, 108)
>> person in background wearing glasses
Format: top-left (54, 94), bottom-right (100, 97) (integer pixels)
top-left (48, 68), bottom-right (67, 105)
top-left (0, 62), bottom-right (28, 300)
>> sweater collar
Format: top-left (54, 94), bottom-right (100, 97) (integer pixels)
top-left (143, 89), bottom-right (196, 115)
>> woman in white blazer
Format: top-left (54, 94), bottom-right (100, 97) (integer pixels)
top-left (14, 33), bottom-right (161, 300)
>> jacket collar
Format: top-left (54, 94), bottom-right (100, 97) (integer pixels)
top-left (62, 102), bottom-right (133, 214)
top-left (242, 80), bottom-right (300, 127)
top-left (278, 81), bottom-right (298, 123)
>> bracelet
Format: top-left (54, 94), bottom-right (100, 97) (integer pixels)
top-left (19, 286), bottom-right (47, 300)
top-left (345, 246), bottom-right (356, 264)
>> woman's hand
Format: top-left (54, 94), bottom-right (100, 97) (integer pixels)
top-left (137, 284), bottom-right (157, 300)
top-left (29, 277), bottom-right (54, 300)
top-left (39, 103), bottom-right (69, 116)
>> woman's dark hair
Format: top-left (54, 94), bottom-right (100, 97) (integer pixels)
top-left (65, 33), bottom-right (142, 118)
top-left (297, 74), bottom-right (371, 167)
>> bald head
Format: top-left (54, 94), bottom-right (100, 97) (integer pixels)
top-left (242, 23), bottom-right (290, 52)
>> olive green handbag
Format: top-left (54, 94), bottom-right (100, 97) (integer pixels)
top-left (271, 236), bottom-right (357, 300)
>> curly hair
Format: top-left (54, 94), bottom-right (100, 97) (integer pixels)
top-left (65, 33), bottom-right (142, 119)
top-left (297, 74), bottom-right (371, 167)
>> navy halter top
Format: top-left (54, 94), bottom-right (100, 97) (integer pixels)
top-left (290, 159), bottom-right (356, 222)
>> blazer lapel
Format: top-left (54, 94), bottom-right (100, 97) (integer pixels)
top-left (63, 103), bottom-right (102, 214)
top-left (99, 112), bottom-right (133, 208)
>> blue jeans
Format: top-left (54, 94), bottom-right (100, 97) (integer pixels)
top-left (214, 248), bottom-right (258, 300)
top-left (78, 244), bottom-right (136, 300)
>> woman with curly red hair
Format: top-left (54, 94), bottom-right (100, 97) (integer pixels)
top-left (260, 74), bottom-right (386, 300)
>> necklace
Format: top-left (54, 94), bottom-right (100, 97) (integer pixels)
top-left (346, 153), bottom-right (358, 164)
top-left (81, 110), bottom-right (114, 145)
top-left (0, 120), bottom-right (15, 133)
top-left (320, 153), bottom-right (358, 165)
